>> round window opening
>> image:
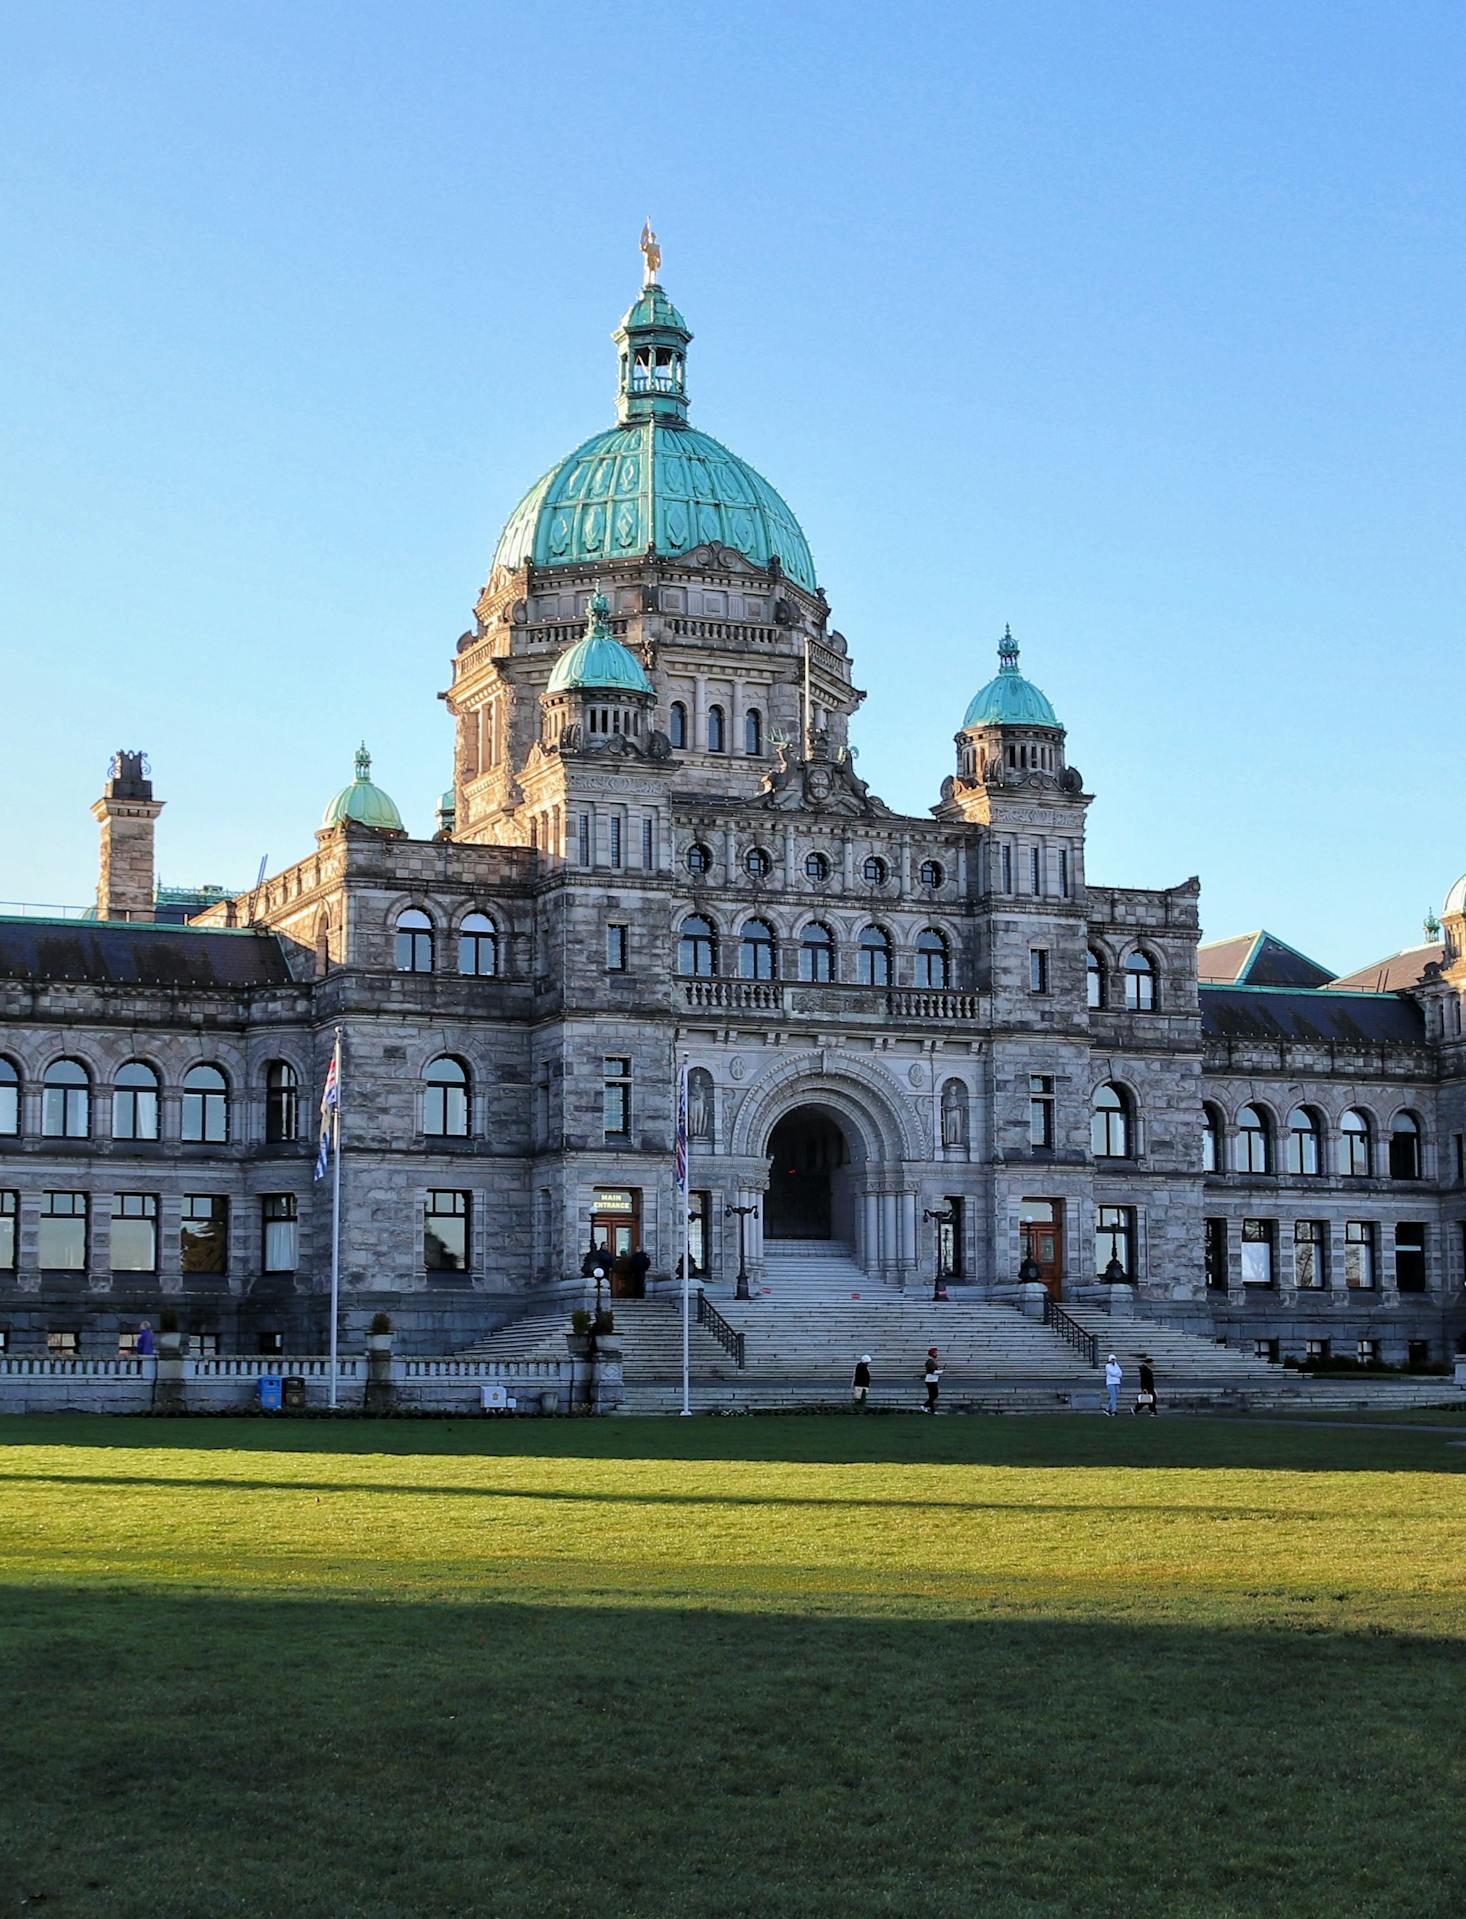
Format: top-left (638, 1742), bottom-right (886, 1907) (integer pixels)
top-left (686, 843), bottom-right (712, 877)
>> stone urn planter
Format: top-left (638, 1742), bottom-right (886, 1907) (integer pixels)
top-left (367, 1333), bottom-right (392, 1355)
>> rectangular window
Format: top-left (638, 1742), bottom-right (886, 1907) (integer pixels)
top-left (0, 1192), bottom-right (15, 1272)
top-left (1095, 1205), bottom-right (1134, 1279)
top-left (688, 1189), bottom-right (710, 1278)
top-left (111, 1194), bottom-right (158, 1274)
top-left (181, 1195), bottom-right (228, 1275)
top-left (1293, 1219), bottom-right (1325, 1289)
top-left (1344, 1220), bottom-right (1375, 1289)
top-left (603, 1057), bottom-right (631, 1140)
top-left (1029, 846), bottom-right (1042, 895)
top-left (1241, 1218), bottom-right (1275, 1286)
top-left (1029, 949), bottom-right (1049, 995)
top-left (1058, 848), bottom-right (1069, 898)
top-left (1455, 1133), bottom-right (1464, 1183)
top-left (425, 1190), bottom-right (469, 1271)
top-left (40, 1192), bottom-right (87, 1270)
top-left (1205, 1216), bottom-right (1228, 1290)
top-left (1356, 1339), bottom-right (1377, 1365)
top-left (1305, 1338), bottom-right (1330, 1363)
top-left (1394, 1222), bottom-right (1426, 1293)
top-left (1001, 843), bottom-right (1013, 892)
top-left (642, 817), bottom-right (655, 869)
top-left (1408, 1339), bottom-right (1430, 1367)
top-left (258, 1331), bottom-right (285, 1356)
top-left (609, 816), bottom-right (623, 868)
top-left (938, 1195), bottom-right (964, 1278)
top-left (1028, 1074), bottom-right (1054, 1149)
top-left (1254, 1338), bottom-right (1279, 1362)
top-left (263, 1195), bottom-right (298, 1274)
top-left (606, 924), bottom-right (628, 972)
top-left (0, 1329), bottom-right (7, 1353)
top-left (47, 1328), bottom-right (80, 1356)
top-left (188, 1332), bottom-right (221, 1357)
top-left (577, 814), bottom-right (590, 866)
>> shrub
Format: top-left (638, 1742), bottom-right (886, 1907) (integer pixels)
top-left (593, 1308), bottom-right (615, 1335)
top-left (369, 1311), bottom-right (393, 1336)
top-left (570, 1309), bottom-right (592, 1336)
top-left (158, 1308), bottom-right (180, 1334)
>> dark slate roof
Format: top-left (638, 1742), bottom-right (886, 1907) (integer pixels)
top-left (1328, 943), bottom-right (1444, 993)
top-left (0, 918), bottom-right (291, 989)
top-left (1198, 930), bottom-right (1335, 988)
top-left (1201, 983), bottom-right (1426, 1047)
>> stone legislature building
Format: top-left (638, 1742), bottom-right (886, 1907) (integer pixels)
top-left (3, 236), bottom-right (1463, 1370)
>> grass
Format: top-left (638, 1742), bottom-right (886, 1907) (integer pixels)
top-left (2, 1413), bottom-right (1465, 1918)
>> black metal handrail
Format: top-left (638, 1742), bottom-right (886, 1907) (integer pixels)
top-left (1043, 1296), bottom-right (1098, 1367)
top-left (696, 1291), bottom-right (746, 1368)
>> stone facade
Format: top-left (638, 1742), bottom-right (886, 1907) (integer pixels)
top-left (2, 264), bottom-right (1462, 1369)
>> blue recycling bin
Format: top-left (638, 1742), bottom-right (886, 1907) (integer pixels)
top-left (258, 1374), bottom-right (283, 1412)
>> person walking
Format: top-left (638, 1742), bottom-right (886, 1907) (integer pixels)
top-left (922, 1347), bottom-right (943, 1414)
top-left (135, 1320), bottom-right (155, 1358)
top-left (1103, 1351), bottom-right (1123, 1416)
top-left (851, 1354), bottom-right (872, 1407)
top-left (1134, 1353), bottom-right (1159, 1416)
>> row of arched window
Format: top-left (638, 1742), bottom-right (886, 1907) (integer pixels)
top-left (1203, 1103), bottom-right (1424, 1179)
top-left (394, 910), bottom-right (500, 976)
top-left (1087, 948), bottom-right (1158, 1012)
top-left (678, 916), bottom-right (953, 987)
top-left (668, 703), bottom-right (762, 755)
top-left (0, 1058), bottom-right (301, 1144)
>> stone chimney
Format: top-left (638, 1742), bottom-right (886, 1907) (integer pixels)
top-left (92, 751), bottom-right (163, 922)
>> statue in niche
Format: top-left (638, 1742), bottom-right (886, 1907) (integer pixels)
top-left (940, 1079), bottom-right (969, 1150)
top-left (687, 1068), bottom-right (714, 1142)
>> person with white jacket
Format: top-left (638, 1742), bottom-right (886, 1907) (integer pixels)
top-left (1103, 1352), bottom-right (1123, 1416)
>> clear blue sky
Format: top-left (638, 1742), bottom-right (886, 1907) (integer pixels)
top-left (3, 0), bottom-right (1462, 974)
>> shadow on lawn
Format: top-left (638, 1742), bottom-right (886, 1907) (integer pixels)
top-left (1, 1411), bottom-right (1463, 1476)
top-left (1, 1585), bottom-right (1462, 1919)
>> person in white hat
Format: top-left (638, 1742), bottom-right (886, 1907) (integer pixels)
top-left (851, 1354), bottom-right (872, 1407)
top-left (1104, 1352), bottom-right (1123, 1416)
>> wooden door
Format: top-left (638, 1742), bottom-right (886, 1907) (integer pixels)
top-left (1020, 1199), bottom-right (1064, 1300)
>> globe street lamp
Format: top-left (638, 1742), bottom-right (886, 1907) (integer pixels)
top-left (725, 1201), bottom-right (759, 1302)
top-left (922, 1205), bottom-right (956, 1302)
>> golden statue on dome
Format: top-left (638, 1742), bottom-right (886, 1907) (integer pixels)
top-left (640, 219), bottom-right (662, 286)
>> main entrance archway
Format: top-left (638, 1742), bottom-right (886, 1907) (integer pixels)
top-left (765, 1107), bottom-right (851, 1240)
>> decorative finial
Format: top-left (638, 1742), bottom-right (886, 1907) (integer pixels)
top-left (354, 742), bottom-right (371, 781)
top-left (640, 219), bottom-right (661, 287)
top-left (997, 623), bottom-right (1020, 672)
top-left (1425, 911), bottom-right (1442, 941)
top-left (586, 586), bottom-right (611, 635)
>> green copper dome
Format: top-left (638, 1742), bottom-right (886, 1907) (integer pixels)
top-left (962, 628), bottom-right (1061, 730)
top-left (546, 592), bottom-right (654, 695)
top-left (491, 252), bottom-right (817, 592)
top-left (322, 744), bottom-right (404, 832)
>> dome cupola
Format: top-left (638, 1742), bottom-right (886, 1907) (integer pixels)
top-left (545, 591), bottom-right (653, 695)
top-left (321, 744), bottom-right (405, 833)
top-left (963, 626), bottom-right (1061, 729)
top-left (540, 592), bottom-right (661, 758)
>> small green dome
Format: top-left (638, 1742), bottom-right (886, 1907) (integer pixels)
top-left (963, 628), bottom-right (1061, 730)
top-left (546, 592), bottom-right (654, 695)
top-left (322, 744), bottom-right (404, 832)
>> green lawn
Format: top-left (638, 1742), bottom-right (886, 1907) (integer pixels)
top-left (3, 1414), bottom-right (1465, 1919)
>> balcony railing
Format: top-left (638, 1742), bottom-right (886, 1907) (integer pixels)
top-left (681, 980), bottom-right (981, 1022)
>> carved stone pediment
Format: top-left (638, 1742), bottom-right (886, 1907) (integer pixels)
top-left (748, 743), bottom-right (893, 817)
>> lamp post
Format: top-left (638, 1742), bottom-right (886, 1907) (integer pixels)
top-left (725, 1201), bottom-right (758, 1302)
top-left (923, 1205), bottom-right (956, 1302)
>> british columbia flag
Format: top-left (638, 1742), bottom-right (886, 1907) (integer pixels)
top-left (314, 1035), bottom-right (341, 1181)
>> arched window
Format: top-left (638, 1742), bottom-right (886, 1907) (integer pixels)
top-left (800, 921), bottom-right (835, 982)
top-left (42, 1058), bottom-right (90, 1139)
top-left (745, 846), bottom-right (772, 880)
top-left (707, 704), bottom-right (726, 753)
top-left (424, 1056), bottom-right (470, 1137)
top-left (745, 708), bottom-right (762, 755)
top-left (1086, 949), bottom-right (1106, 1010)
top-left (395, 907), bottom-right (434, 973)
top-left (113, 1062), bottom-right (160, 1141)
top-left (858, 924), bottom-right (892, 987)
top-left (1338, 1109), bottom-right (1371, 1178)
top-left (1286, 1107), bottom-right (1321, 1177)
top-left (264, 1062), bottom-right (298, 1143)
top-left (0, 1057), bottom-right (17, 1136)
top-left (669, 701), bottom-right (688, 749)
top-left (678, 914), bottom-right (717, 977)
top-left (181, 1065), bottom-right (229, 1143)
top-left (1091, 1083), bottom-right (1131, 1158)
top-left (1234, 1104), bottom-right (1270, 1174)
top-left (1124, 950), bottom-right (1157, 1011)
top-left (1202, 1103), bottom-right (1222, 1173)
top-left (458, 912), bottom-right (498, 977)
top-left (1389, 1111), bottom-right (1422, 1180)
top-left (916, 929), bottom-right (950, 988)
top-left (804, 851), bottom-right (829, 884)
top-left (739, 919), bottom-right (777, 980)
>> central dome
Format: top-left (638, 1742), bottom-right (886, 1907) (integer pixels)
top-left (491, 258), bottom-right (816, 592)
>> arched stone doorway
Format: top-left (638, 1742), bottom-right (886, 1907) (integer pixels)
top-left (765, 1105), bottom-right (857, 1241)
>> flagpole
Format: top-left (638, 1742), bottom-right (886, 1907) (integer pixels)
top-left (328, 1027), bottom-right (342, 1410)
top-left (677, 1057), bottom-right (691, 1417)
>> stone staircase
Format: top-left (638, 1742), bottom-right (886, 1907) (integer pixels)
top-left (1059, 1302), bottom-right (1281, 1390)
top-left (455, 1309), bottom-right (574, 1362)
